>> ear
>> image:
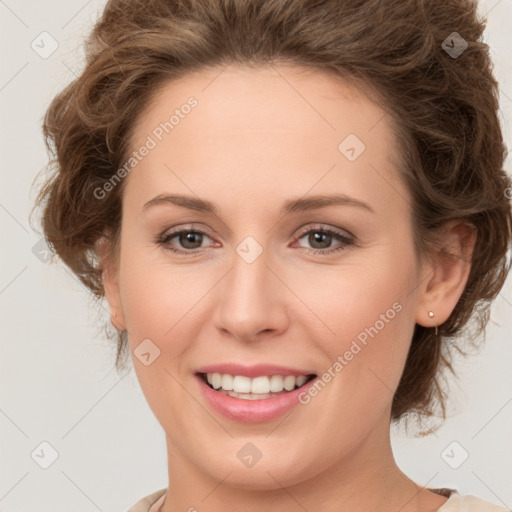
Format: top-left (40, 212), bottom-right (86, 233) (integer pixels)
top-left (415, 219), bottom-right (477, 329)
top-left (96, 234), bottom-right (126, 332)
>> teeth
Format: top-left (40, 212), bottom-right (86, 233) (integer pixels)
top-left (205, 373), bottom-right (311, 394)
top-left (269, 375), bottom-right (284, 392)
top-left (233, 375), bottom-right (251, 393)
top-left (211, 373), bottom-right (222, 389)
top-left (221, 374), bottom-right (233, 391)
top-left (283, 375), bottom-right (296, 391)
top-left (251, 376), bottom-right (270, 394)
top-left (296, 375), bottom-right (308, 387)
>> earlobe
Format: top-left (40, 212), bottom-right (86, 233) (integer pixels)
top-left (415, 220), bottom-right (477, 329)
top-left (110, 310), bottom-right (125, 331)
top-left (97, 235), bottom-right (126, 331)
top-left (103, 266), bottom-right (126, 331)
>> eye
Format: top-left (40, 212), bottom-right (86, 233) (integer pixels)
top-left (155, 224), bottom-right (355, 256)
top-left (292, 225), bottom-right (355, 255)
top-left (155, 226), bottom-right (216, 254)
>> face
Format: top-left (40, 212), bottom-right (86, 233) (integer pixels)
top-left (105, 64), bottom-right (425, 489)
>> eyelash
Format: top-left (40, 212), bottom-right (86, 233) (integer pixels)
top-left (154, 224), bottom-right (355, 256)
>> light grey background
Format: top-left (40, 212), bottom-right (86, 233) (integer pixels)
top-left (1, 1), bottom-right (511, 511)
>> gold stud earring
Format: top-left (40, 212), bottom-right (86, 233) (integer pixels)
top-left (428, 311), bottom-right (438, 336)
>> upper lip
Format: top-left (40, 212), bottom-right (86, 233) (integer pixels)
top-left (195, 363), bottom-right (316, 378)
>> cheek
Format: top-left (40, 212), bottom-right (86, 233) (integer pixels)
top-left (116, 247), bottom-right (210, 429)
top-left (120, 264), bottom-right (203, 351)
top-left (295, 247), bottom-right (417, 401)
top-left (116, 231), bottom-right (208, 361)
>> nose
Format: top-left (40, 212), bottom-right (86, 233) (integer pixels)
top-left (212, 241), bottom-right (290, 343)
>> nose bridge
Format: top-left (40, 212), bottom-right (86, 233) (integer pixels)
top-left (213, 235), bottom-right (288, 341)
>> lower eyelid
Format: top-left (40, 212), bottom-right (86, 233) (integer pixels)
top-left (295, 229), bottom-right (353, 245)
top-left (164, 230), bottom-right (213, 249)
top-left (158, 227), bottom-right (354, 253)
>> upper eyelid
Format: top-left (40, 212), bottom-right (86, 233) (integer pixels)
top-left (161, 223), bottom-right (353, 239)
top-left (161, 224), bottom-right (354, 249)
top-left (294, 224), bottom-right (354, 239)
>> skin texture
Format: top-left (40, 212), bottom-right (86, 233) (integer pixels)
top-left (101, 64), bottom-right (476, 512)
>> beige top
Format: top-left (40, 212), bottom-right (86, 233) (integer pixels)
top-left (127, 487), bottom-right (510, 512)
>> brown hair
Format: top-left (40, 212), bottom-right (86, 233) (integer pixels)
top-left (31, 0), bottom-right (512, 426)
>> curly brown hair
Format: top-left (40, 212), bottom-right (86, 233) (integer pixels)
top-left (31, 0), bottom-right (512, 426)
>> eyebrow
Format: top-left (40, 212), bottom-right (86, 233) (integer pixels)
top-left (142, 193), bottom-right (375, 215)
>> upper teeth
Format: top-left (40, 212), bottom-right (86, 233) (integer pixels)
top-left (206, 373), bottom-right (309, 394)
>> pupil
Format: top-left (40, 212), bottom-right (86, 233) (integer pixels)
top-left (310, 232), bottom-right (331, 249)
top-left (181, 232), bottom-right (202, 249)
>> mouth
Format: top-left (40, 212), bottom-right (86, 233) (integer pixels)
top-left (197, 372), bottom-right (317, 400)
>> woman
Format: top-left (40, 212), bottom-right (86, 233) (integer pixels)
top-left (33, 0), bottom-right (511, 510)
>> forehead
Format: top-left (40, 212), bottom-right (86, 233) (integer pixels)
top-left (133, 63), bottom-right (389, 146)
top-left (124, 63), bottom-right (408, 217)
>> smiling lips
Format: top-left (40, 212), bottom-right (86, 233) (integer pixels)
top-left (196, 363), bottom-right (316, 398)
top-left (194, 363), bottom-right (317, 422)
top-left (202, 373), bottom-right (312, 398)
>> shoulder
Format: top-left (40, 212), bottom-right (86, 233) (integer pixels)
top-left (127, 488), bottom-right (167, 512)
top-left (125, 488), bottom-right (510, 512)
top-left (439, 491), bottom-right (510, 512)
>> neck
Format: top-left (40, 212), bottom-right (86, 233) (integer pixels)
top-left (159, 415), bottom-right (446, 512)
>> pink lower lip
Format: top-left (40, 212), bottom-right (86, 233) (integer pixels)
top-left (195, 374), bottom-right (317, 423)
